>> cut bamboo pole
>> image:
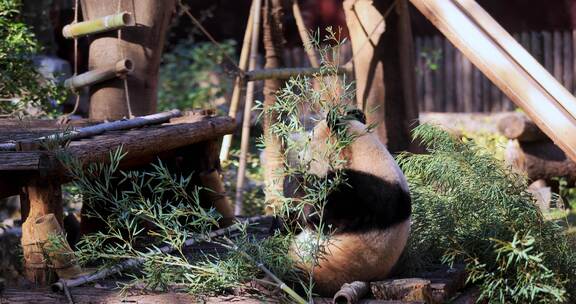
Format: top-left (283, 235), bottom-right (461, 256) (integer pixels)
top-left (235, 0), bottom-right (262, 216)
top-left (292, 0), bottom-right (319, 68)
top-left (410, 0), bottom-right (576, 162)
top-left (219, 1), bottom-right (255, 162)
top-left (62, 12), bottom-right (135, 39)
top-left (64, 59), bottom-right (133, 92)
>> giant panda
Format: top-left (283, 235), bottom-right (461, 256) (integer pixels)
top-left (283, 108), bottom-right (412, 296)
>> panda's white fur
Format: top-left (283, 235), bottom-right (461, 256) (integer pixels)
top-left (285, 113), bottom-right (411, 296)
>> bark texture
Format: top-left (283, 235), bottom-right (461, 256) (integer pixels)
top-left (343, 0), bottom-right (419, 152)
top-left (81, 0), bottom-right (176, 120)
top-left (262, 0), bottom-right (285, 208)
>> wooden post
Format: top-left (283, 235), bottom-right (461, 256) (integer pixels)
top-left (20, 178), bottom-right (63, 285)
top-left (261, 0), bottom-right (286, 212)
top-left (81, 0), bottom-right (176, 120)
top-left (343, 0), bottom-right (419, 152)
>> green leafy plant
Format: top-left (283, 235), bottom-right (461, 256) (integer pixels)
top-left (0, 0), bottom-right (66, 117)
top-left (158, 39), bottom-right (235, 111)
top-left (399, 124), bottom-right (576, 303)
top-left (60, 147), bottom-right (301, 301)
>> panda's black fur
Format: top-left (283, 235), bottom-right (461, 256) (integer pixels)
top-left (283, 170), bottom-right (411, 234)
top-left (283, 108), bottom-right (412, 296)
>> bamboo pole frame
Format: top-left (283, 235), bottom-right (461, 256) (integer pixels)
top-left (235, 0), bottom-right (263, 216)
top-left (219, 1), bottom-right (256, 162)
top-left (410, 0), bottom-right (576, 162)
top-left (62, 12), bottom-right (135, 39)
top-left (292, 0), bottom-right (319, 68)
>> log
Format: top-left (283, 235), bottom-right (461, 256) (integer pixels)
top-left (65, 114), bottom-right (235, 166)
top-left (30, 214), bottom-right (82, 280)
top-left (370, 278), bottom-right (432, 303)
top-left (333, 281), bottom-right (370, 304)
top-left (497, 113), bottom-right (547, 142)
top-left (199, 169), bottom-right (234, 227)
top-left (519, 141), bottom-right (576, 181)
top-left (20, 178), bottom-right (64, 286)
top-left (419, 112), bottom-right (513, 135)
top-left (0, 152), bottom-right (52, 171)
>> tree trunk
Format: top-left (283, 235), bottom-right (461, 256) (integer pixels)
top-left (262, 0), bottom-right (285, 209)
top-left (343, 0), bottom-right (419, 152)
top-left (81, 0), bottom-right (176, 120)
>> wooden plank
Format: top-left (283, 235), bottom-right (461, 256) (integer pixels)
top-left (481, 74), bottom-right (491, 112)
top-left (433, 36), bottom-right (444, 111)
top-left (454, 50), bottom-right (464, 111)
top-left (563, 31), bottom-right (573, 92)
top-left (543, 31), bottom-right (553, 73)
top-left (423, 36), bottom-right (434, 111)
top-left (0, 152), bottom-right (46, 171)
top-left (472, 66), bottom-right (482, 111)
top-left (553, 31), bottom-right (563, 83)
top-left (410, 0), bottom-right (576, 162)
top-left (415, 37), bottom-right (425, 112)
top-left (530, 31), bottom-right (542, 63)
top-left (461, 54), bottom-right (473, 112)
top-left (444, 38), bottom-right (456, 112)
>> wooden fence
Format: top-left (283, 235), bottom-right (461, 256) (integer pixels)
top-left (415, 31), bottom-right (576, 112)
top-left (281, 31), bottom-right (576, 113)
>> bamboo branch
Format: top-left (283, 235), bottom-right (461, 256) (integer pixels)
top-left (235, 0), bottom-right (263, 216)
top-left (219, 0), bottom-right (256, 162)
top-left (51, 216), bottom-right (266, 292)
top-left (245, 65), bottom-right (351, 81)
top-left (292, 0), bottom-right (319, 68)
top-left (220, 237), bottom-right (307, 304)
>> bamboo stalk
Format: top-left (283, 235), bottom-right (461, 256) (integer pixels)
top-left (245, 66), bottom-right (350, 81)
top-left (235, 0), bottom-right (263, 216)
top-left (62, 12), bottom-right (135, 39)
top-left (64, 59), bottom-right (134, 92)
top-left (51, 216), bottom-right (266, 292)
top-left (219, 0), bottom-right (256, 162)
top-left (292, 0), bottom-right (319, 68)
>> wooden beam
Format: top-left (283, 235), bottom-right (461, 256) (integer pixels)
top-left (410, 0), bottom-right (576, 162)
top-left (0, 152), bottom-right (52, 171)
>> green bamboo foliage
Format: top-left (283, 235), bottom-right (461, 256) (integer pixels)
top-left (399, 124), bottom-right (576, 303)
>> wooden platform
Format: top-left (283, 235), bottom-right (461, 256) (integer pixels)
top-left (0, 111), bottom-right (236, 286)
top-left (0, 112), bottom-right (235, 197)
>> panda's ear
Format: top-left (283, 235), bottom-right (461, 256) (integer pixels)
top-left (346, 109), bottom-right (366, 124)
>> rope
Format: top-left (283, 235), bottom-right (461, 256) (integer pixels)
top-left (345, 0), bottom-right (399, 66)
top-left (178, 0), bottom-right (243, 77)
top-left (61, 0), bottom-right (81, 121)
top-left (117, 0), bottom-right (133, 118)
